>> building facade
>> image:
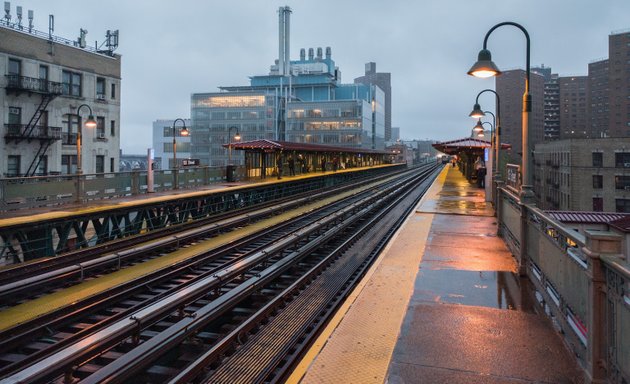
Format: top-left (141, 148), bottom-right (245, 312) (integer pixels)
top-left (152, 118), bottom-right (191, 169)
top-left (558, 76), bottom-right (589, 139)
top-left (354, 62), bottom-right (392, 141)
top-left (534, 138), bottom-right (630, 212)
top-left (495, 69), bottom-right (544, 165)
top-left (190, 7), bottom-right (385, 167)
top-left (588, 59), bottom-right (609, 138)
top-left (608, 31), bottom-right (630, 137)
top-left (191, 92), bottom-right (279, 167)
top-left (544, 73), bottom-right (560, 140)
top-left (1, 19), bottom-right (121, 176)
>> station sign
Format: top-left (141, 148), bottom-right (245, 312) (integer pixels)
top-left (182, 159), bottom-right (200, 167)
top-left (506, 164), bottom-right (521, 192)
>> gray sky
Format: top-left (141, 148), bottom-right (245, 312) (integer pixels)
top-left (16, 0), bottom-right (630, 153)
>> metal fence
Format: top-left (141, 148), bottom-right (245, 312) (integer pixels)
top-left (497, 186), bottom-right (629, 383)
top-left (0, 166), bottom-right (246, 211)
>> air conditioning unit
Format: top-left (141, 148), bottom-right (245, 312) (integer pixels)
top-left (624, 162), bottom-right (630, 168)
top-left (96, 94), bottom-right (106, 100)
top-left (98, 133), bottom-right (106, 139)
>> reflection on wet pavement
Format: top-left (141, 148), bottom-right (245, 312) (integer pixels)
top-left (412, 269), bottom-right (535, 312)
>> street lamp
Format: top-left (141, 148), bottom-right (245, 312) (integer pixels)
top-left (468, 21), bottom-right (532, 200)
top-left (474, 120), bottom-right (493, 138)
top-left (469, 89), bottom-right (501, 181)
top-left (76, 104), bottom-right (97, 175)
top-left (227, 126), bottom-right (241, 165)
top-left (472, 119), bottom-right (485, 136)
top-left (171, 118), bottom-right (189, 189)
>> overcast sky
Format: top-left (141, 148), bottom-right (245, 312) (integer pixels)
top-left (14, 0), bottom-right (630, 153)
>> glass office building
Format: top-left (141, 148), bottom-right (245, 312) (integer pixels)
top-left (190, 20), bottom-right (386, 166)
top-left (190, 92), bottom-right (281, 166)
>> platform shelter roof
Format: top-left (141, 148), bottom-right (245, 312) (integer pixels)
top-left (432, 137), bottom-right (511, 155)
top-left (224, 139), bottom-right (391, 155)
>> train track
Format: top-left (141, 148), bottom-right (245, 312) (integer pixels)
top-left (0, 168), bottom-right (405, 305)
top-left (0, 163), bottom-right (441, 383)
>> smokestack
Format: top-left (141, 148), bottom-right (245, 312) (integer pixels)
top-left (278, 6), bottom-right (292, 76)
top-left (300, 48), bottom-right (305, 61)
top-left (308, 48), bottom-right (314, 60)
top-left (316, 47), bottom-right (323, 60)
top-left (325, 46), bottom-right (331, 59)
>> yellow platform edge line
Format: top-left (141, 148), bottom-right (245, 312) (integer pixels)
top-left (0, 174), bottom-right (398, 332)
top-left (285, 166), bottom-right (447, 384)
top-left (0, 164), bottom-right (398, 228)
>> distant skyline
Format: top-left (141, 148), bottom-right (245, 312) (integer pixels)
top-left (11, 0), bottom-right (630, 153)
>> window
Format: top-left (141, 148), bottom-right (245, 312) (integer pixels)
top-left (62, 70), bottom-right (82, 96)
top-left (110, 157), bottom-right (115, 173)
top-left (593, 197), bottom-right (603, 212)
top-left (616, 199), bottom-right (630, 213)
top-left (96, 117), bottom-right (106, 138)
top-left (592, 152), bottom-right (603, 167)
top-left (615, 176), bottom-right (630, 189)
top-left (61, 155), bottom-right (77, 174)
top-left (96, 77), bottom-right (106, 98)
top-left (39, 65), bottom-right (49, 92)
top-left (8, 58), bottom-right (20, 75)
top-left (39, 65), bottom-right (48, 81)
top-left (110, 120), bottom-right (116, 136)
top-left (593, 175), bottom-right (603, 189)
top-left (616, 153), bottom-right (630, 168)
top-left (37, 155), bottom-right (48, 176)
top-left (111, 83), bottom-right (116, 99)
top-left (227, 111), bottom-right (241, 120)
top-left (95, 155), bottom-right (105, 173)
top-left (62, 114), bottom-right (79, 145)
top-left (40, 111), bottom-right (48, 128)
top-left (8, 107), bottom-right (21, 135)
top-left (7, 155), bottom-right (20, 177)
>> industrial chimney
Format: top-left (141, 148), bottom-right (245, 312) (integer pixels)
top-left (277, 6), bottom-right (292, 76)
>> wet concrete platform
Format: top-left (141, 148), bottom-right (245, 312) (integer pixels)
top-left (289, 165), bottom-right (583, 384)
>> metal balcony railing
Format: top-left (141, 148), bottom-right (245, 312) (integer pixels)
top-left (5, 75), bottom-right (63, 95)
top-left (4, 124), bottom-right (62, 140)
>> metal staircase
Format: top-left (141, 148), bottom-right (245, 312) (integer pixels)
top-left (5, 75), bottom-right (63, 176)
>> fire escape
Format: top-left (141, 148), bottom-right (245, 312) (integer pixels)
top-left (5, 74), bottom-right (63, 176)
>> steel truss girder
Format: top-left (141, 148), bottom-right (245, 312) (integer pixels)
top-left (0, 166), bottom-right (402, 264)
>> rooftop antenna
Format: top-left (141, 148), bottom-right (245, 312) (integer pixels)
top-left (15, 5), bottom-right (21, 28)
top-left (27, 9), bottom-right (33, 32)
top-left (78, 28), bottom-right (87, 48)
top-left (4, 2), bottom-right (11, 23)
top-left (105, 29), bottom-right (119, 52)
top-left (48, 14), bottom-right (54, 39)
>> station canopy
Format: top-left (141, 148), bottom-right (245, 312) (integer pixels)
top-left (432, 137), bottom-right (511, 155)
top-left (224, 139), bottom-right (392, 155)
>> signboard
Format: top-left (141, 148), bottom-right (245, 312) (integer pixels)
top-left (182, 159), bottom-right (200, 167)
top-left (506, 164), bottom-right (521, 192)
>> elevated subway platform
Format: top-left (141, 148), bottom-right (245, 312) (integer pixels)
top-left (0, 164), bottom-right (402, 264)
top-left (290, 165), bottom-right (583, 384)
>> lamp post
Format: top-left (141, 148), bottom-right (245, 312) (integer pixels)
top-left (469, 89), bottom-right (501, 180)
top-left (468, 21), bottom-right (532, 200)
top-left (76, 104), bottom-right (97, 175)
top-left (226, 126), bottom-right (241, 182)
top-left (227, 126), bottom-right (241, 165)
top-left (171, 118), bottom-right (189, 189)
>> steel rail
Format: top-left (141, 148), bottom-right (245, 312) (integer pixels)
top-left (0, 169), bottom-right (403, 302)
top-left (0, 164), bottom-right (434, 380)
top-left (181, 164), bottom-right (440, 383)
top-left (1, 166), bottom-right (432, 384)
top-left (0, 169), bottom-right (414, 376)
top-left (75, 166), bottom-right (440, 384)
